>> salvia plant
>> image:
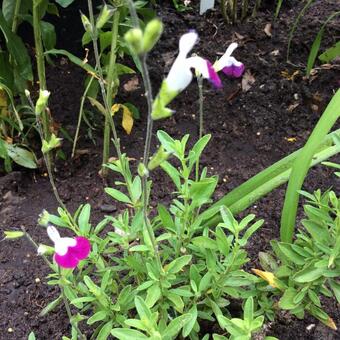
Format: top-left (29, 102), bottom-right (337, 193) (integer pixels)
top-left (3, 0), bottom-right (340, 339)
top-left (254, 189), bottom-right (340, 330)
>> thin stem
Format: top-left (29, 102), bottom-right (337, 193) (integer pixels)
top-left (11, 0), bottom-right (21, 33)
top-left (126, 0), bottom-right (161, 267)
top-left (58, 267), bottom-right (86, 340)
top-left (72, 76), bottom-right (95, 158)
top-left (33, 0), bottom-right (49, 141)
top-left (21, 226), bottom-right (53, 268)
top-left (195, 76), bottom-right (204, 181)
top-left (241, 0), bottom-right (249, 21)
top-left (87, 0), bottom-right (122, 170)
top-left (26, 95), bottom-right (76, 227)
top-left (220, 0), bottom-right (230, 24)
top-left (102, 9), bottom-right (120, 175)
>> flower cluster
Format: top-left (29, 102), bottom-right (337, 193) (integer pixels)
top-left (151, 31), bottom-right (245, 120)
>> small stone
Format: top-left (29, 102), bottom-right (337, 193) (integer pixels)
top-left (24, 312), bottom-right (29, 316)
top-left (8, 328), bottom-right (13, 333)
top-left (35, 278), bottom-right (41, 283)
top-left (100, 204), bottom-right (117, 213)
top-left (306, 324), bottom-right (315, 331)
top-left (293, 93), bottom-right (299, 100)
top-left (256, 132), bottom-right (261, 136)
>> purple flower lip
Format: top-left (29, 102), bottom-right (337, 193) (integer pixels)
top-left (222, 63), bottom-right (245, 78)
top-left (54, 236), bottom-right (91, 269)
top-left (207, 61), bottom-right (222, 88)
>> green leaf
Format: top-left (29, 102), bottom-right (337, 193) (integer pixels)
top-left (87, 311), bottom-right (107, 325)
top-left (6, 144), bottom-right (37, 169)
top-left (192, 236), bottom-right (216, 250)
top-left (293, 264), bottom-right (326, 283)
top-left (145, 284), bottom-right (161, 308)
top-left (329, 280), bottom-right (340, 303)
top-left (160, 160), bottom-right (181, 189)
top-left (216, 226), bottom-right (231, 255)
top-left (182, 305), bottom-right (197, 337)
top-left (0, 11), bottom-right (33, 81)
top-left (279, 287), bottom-right (299, 310)
top-left (41, 21), bottom-right (56, 51)
top-left (165, 255), bottom-right (192, 274)
top-left (39, 295), bottom-right (62, 316)
top-left (28, 332), bottom-right (36, 340)
top-left (3, 230), bottom-right (24, 239)
top-left (157, 204), bottom-right (175, 232)
top-left (105, 188), bottom-right (131, 204)
top-left (84, 276), bottom-right (101, 296)
top-left (55, 0), bottom-right (76, 8)
top-left (189, 177), bottom-right (218, 207)
top-left (167, 292), bottom-right (184, 312)
top-left (306, 11), bottom-right (340, 75)
top-left (276, 243), bottom-right (305, 265)
top-left (2, 0), bottom-right (16, 23)
top-left (162, 314), bottom-right (191, 338)
top-left (111, 328), bottom-right (148, 340)
top-left (78, 203), bottom-right (91, 235)
top-left (134, 296), bottom-right (152, 321)
top-left (97, 321), bottom-right (113, 340)
top-left (45, 49), bottom-right (96, 74)
top-left (243, 296), bottom-right (254, 322)
top-left (319, 41), bottom-right (340, 63)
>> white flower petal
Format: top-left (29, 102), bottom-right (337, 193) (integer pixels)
top-left (166, 57), bottom-right (193, 92)
top-left (178, 31), bottom-right (198, 57)
top-left (47, 225), bottom-right (60, 243)
top-left (54, 237), bottom-right (76, 256)
top-left (214, 42), bottom-right (239, 72)
top-left (186, 56), bottom-right (209, 78)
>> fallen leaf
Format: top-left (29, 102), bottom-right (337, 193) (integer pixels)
top-left (123, 76), bottom-right (139, 92)
top-left (252, 269), bottom-right (280, 289)
top-left (233, 31), bottom-right (245, 40)
top-left (270, 49), bottom-right (280, 56)
top-left (281, 70), bottom-right (300, 81)
top-left (241, 70), bottom-right (256, 92)
top-left (264, 23), bottom-right (272, 37)
top-left (285, 137), bottom-right (297, 143)
top-left (121, 105), bottom-right (133, 135)
top-left (287, 103), bottom-right (299, 112)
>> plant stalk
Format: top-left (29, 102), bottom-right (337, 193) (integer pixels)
top-left (196, 75), bottom-right (204, 180)
top-left (33, 0), bottom-right (49, 140)
top-left (87, 0), bottom-right (122, 173)
top-left (126, 0), bottom-right (161, 267)
top-left (280, 89), bottom-right (340, 243)
top-left (11, 0), bottom-right (21, 33)
top-left (58, 267), bottom-right (86, 340)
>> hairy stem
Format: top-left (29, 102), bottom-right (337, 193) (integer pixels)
top-left (58, 267), bottom-right (86, 340)
top-left (196, 76), bottom-right (204, 180)
top-left (72, 76), bottom-right (95, 158)
top-left (87, 0), bottom-right (122, 174)
top-left (11, 0), bottom-right (21, 33)
top-left (33, 0), bottom-right (49, 140)
top-left (127, 0), bottom-right (161, 267)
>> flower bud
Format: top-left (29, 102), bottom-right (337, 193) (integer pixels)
top-left (35, 90), bottom-right (50, 115)
top-left (37, 244), bottom-right (55, 256)
top-left (81, 12), bottom-right (93, 34)
top-left (137, 163), bottom-right (149, 177)
top-left (142, 19), bottom-right (163, 53)
top-left (96, 4), bottom-right (114, 30)
top-left (124, 28), bottom-right (143, 54)
top-left (38, 210), bottom-right (50, 226)
top-left (148, 146), bottom-right (171, 170)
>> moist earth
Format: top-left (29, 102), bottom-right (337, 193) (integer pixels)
top-left (1, 1), bottom-right (339, 339)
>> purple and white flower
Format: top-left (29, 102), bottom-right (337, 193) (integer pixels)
top-left (213, 42), bottom-right (245, 78)
top-left (152, 31), bottom-right (221, 119)
top-left (46, 226), bottom-right (91, 269)
top-left (166, 31), bottom-right (222, 91)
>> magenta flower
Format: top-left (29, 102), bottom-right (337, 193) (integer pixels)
top-left (213, 42), bottom-right (245, 78)
top-left (47, 226), bottom-right (91, 269)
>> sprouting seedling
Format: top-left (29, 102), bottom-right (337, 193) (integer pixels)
top-left (214, 42), bottom-right (245, 78)
top-left (151, 30), bottom-right (221, 120)
top-left (42, 226), bottom-right (91, 269)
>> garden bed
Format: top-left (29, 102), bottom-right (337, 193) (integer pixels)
top-left (0, 0), bottom-right (339, 339)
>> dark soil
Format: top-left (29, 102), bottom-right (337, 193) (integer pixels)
top-left (1, 1), bottom-right (340, 339)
